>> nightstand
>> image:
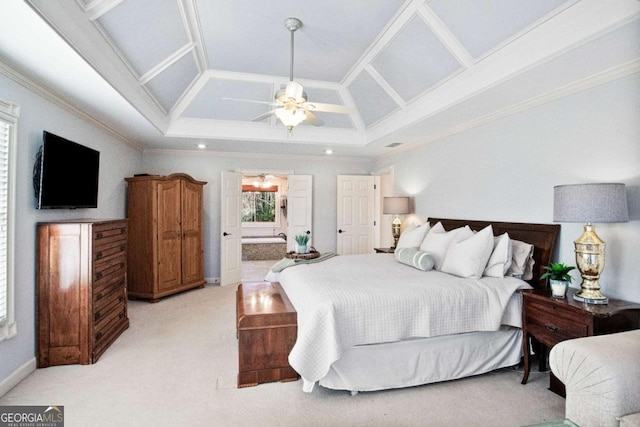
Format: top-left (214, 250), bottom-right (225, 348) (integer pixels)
top-left (520, 288), bottom-right (640, 395)
top-left (374, 247), bottom-right (395, 253)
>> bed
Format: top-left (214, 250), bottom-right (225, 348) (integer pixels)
top-left (274, 218), bottom-right (560, 394)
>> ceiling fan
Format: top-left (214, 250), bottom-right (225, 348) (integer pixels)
top-left (225, 17), bottom-right (354, 134)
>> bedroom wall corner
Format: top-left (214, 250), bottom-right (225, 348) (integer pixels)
top-left (372, 72), bottom-right (640, 303)
top-left (0, 72), bottom-right (143, 394)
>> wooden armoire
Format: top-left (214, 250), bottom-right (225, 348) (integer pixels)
top-left (125, 173), bottom-right (207, 302)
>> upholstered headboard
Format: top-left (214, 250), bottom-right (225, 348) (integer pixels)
top-left (427, 218), bottom-right (560, 289)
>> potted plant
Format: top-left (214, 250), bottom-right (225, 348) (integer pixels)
top-left (294, 233), bottom-right (310, 254)
top-left (541, 262), bottom-right (575, 298)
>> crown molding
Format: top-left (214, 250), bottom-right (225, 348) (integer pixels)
top-left (374, 60), bottom-right (640, 161)
top-left (0, 60), bottom-right (144, 151)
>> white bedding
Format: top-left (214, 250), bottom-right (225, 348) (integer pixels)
top-left (277, 253), bottom-right (531, 392)
top-left (319, 326), bottom-right (523, 392)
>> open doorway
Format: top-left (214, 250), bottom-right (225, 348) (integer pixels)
top-left (220, 171), bottom-right (312, 286)
top-left (240, 173), bottom-right (289, 282)
top-left (376, 166), bottom-right (395, 249)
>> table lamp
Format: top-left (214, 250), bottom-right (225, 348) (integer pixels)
top-left (383, 197), bottom-right (411, 249)
top-left (553, 183), bottom-right (629, 304)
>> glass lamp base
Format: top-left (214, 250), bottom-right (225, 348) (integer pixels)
top-left (573, 291), bottom-right (608, 305)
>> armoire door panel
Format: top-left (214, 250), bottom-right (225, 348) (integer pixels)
top-left (157, 180), bottom-right (183, 291)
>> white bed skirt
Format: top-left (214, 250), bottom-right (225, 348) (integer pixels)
top-left (316, 326), bottom-right (522, 393)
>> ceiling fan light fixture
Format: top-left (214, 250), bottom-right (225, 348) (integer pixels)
top-left (253, 174), bottom-right (273, 189)
top-left (275, 106), bottom-right (306, 129)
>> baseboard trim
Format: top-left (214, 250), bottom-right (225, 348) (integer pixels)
top-left (0, 358), bottom-right (36, 398)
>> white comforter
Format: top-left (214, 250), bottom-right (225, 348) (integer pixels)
top-left (278, 253), bottom-right (531, 392)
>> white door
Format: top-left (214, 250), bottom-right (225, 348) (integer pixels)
top-left (220, 171), bottom-right (242, 286)
top-left (337, 175), bottom-right (375, 255)
top-left (287, 175), bottom-right (312, 252)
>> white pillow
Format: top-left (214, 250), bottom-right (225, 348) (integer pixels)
top-left (507, 239), bottom-right (535, 280)
top-left (441, 225), bottom-right (495, 279)
top-left (483, 232), bottom-right (513, 278)
top-left (396, 223), bottom-right (430, 249)
top-left (420, 222), bottom-right (473, 270)
top-left (394, 247), bottom-right (435, 271)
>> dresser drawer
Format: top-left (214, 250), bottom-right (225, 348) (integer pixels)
top-left (93, 255), bottom-right (126, 283)
top-left (94, 284), bottom-right (125, 313)
top-left (93, 303), bottom-right (128, 361)
top-left (525, 311), bottom-right (588, 347)
top-left (526, 299), bottom-right (580, 322)
top-left (94, 300), bottom-right (126, 340)
top-left (94, 289), bottom-right (125, 323)
top-left (93, 239), bottom-right (126, 263)
top-left (94, 275), bottom-right (126, 301)
top-left (93, 222), bottom-right (127, 241)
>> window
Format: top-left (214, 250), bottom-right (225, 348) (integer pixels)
top-left (0, 99), bottom-right (18, 342)
top-left (242, 185), bottom-right (279, 225)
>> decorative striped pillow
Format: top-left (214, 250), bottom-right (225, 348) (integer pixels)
top-left (394, 247), bottom-right (435, 271)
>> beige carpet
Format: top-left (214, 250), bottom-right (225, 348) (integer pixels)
top-left (0, 283), bottom-right (564, 427)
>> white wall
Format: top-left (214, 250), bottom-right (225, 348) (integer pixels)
top-left (0, 74), bottom-right (142, 390)
top-left (140, 152), bottom-right (371, 279)
top-left (374, 72), bottom-right (640, 303)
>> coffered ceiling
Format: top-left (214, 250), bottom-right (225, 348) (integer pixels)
top-left (1, 0), bottom-right (639, 157)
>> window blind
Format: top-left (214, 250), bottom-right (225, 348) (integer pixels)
top-left (0, 120), bottom-right (9, 325)
top-left (0, 99), bottom-right (17, 341)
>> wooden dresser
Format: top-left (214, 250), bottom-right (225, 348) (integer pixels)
top-left (37, 219), bottom-right (129, 367)
top-left (236, 282), bottom-right (298, 387)
top-left (125, 173), bottom-right (207, 302)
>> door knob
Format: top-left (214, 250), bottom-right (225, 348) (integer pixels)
top-left (338, 229), bottom-right (344, 234)
top-left (306, 230), bottom-right (310, 234)
top-left (223, 232), bottom-right (230, 236)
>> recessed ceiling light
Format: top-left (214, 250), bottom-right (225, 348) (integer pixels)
top-left (325, 149), bottom-right (333, 155)
top-left (385, 142), bottom-right (403, 148)
top-left (197, 143), bottom-right (207, 149)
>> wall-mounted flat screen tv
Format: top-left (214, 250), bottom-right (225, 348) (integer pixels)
top-left (34, 131), bottom-right (100, 209)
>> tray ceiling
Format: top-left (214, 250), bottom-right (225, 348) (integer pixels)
top-left (2, 0), bottom-right (640, 156)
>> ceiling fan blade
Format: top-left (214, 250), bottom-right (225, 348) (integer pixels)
top-left (304, 111), bottom-right (324, 127)
top-left (222, 97), bottom-right (276, 106)
top-left (251, 110), bottom-right (276, 122)
top-left (302, 102), bottom-right (354, 114)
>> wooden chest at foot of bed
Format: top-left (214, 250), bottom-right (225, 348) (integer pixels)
top-left (236, 281), bottom-right (298, 387)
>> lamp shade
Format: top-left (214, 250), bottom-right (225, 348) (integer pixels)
top-left (553, 183), bottom-right (629, 223)
top-left (383, 197), bottom-right (410, 215)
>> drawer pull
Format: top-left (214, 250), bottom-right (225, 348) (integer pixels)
top-left (120, 244), bottom-right (125, 251)
top-left (120, 228), bottom-right (125, 234)
top-left (95, 312), bottom-right (101, 321)
top-left (96, 232), bottom-right (103, 238)
top-left (95, 331), bottom-right (103, 341)
top-left (119, 311), bottom-right (124, 319)
top-left (95, 292), bottom-right (103, 301)
top-left (119, 296), bottom-right (124, 302)
top-left (546, 324), bottom-right (559, 333)
top-left (96, 252), bottom-right (103, 259)
top-left (96, 272), bottom-right (103, 280)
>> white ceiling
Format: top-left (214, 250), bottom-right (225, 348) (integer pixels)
top-left (1, 0), bottom-right (639, 157)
